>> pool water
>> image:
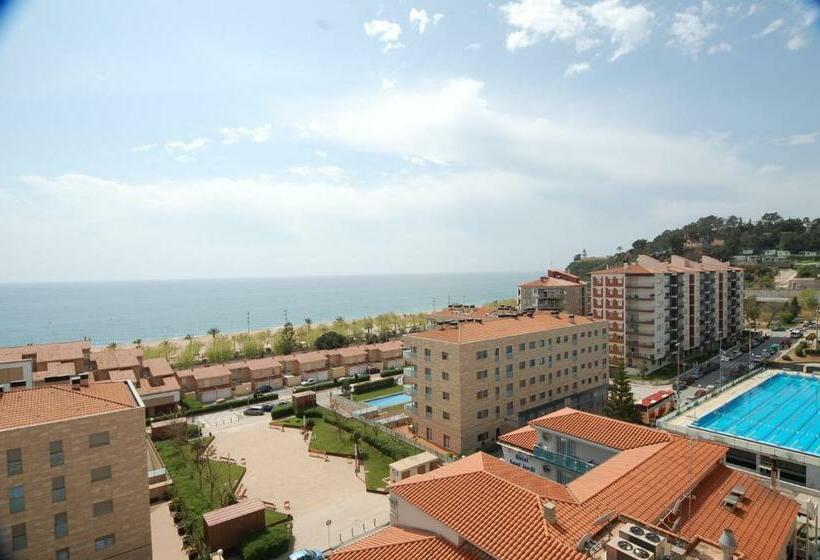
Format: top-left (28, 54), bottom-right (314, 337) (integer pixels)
top-left (363, 392), bottom-right (412, 408)
top-left (692, 373), bottom-right (820, 455)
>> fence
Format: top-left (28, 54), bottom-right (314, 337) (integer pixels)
top-left (323, 511), bottom-right (392, 552)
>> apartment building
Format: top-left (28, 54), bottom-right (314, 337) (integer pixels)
top-left (402, 310), bottom-right (609, 455)
top-left (328, 408), bottom-right (798, 560)
top-left (0, 380), bottom-right (152, 560)
top-left (517, 269), bottom-right (588, 315)
top-left (591, 255), bottom-right (743, 373)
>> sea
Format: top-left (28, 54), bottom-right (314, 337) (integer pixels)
top-left (0, 272), bottom-right (538, 347)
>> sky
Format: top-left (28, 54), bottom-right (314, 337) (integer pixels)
top-left (0, 0), bottom-right (818, 283)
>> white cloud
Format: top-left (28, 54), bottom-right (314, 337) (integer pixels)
top-left (381, 78), bottom-right (396, 91)
top-left (409, 8), bottom-right (444, 33)
top-left (707, 41), bottom-right (732, 54)
top-left (758, 164), bottom-right (783, 174)
top-left (776, 132), bottom-right (818, 146)
top-left (219, 124), bottom-right (272, 145)
top-left (747, 4), bottom-right (759, 17)
top-left (164, 137), bottom-right (208, 153)
top-left (314, 149), bottom-right (328, 159)
top-left (787, 33), bottom-right (808, 51)
top-left (670, 3), bottom-right (718, 56)
top-left (433, 13), bottom-right (444, 25)
top-left (288, 165), bottom-right (345, 178)
top-left (500, 0), bottom-right (653, 61)
top-left (756, 18), bottom-right (784, 37)
top-left (465, 42), bottom-right (482, 51)
top-left (130, 143), bottom-right (157, 153)
top-left (364, 19), bottom-right (403, 52)
top-left (565, 61), bottom-right (591, 76)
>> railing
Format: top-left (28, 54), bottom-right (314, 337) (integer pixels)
top-left (404, 384), bottom-right (418, 396)
top-left (402, 349), bottom-right (416, 360)
top-left (403, 402), bottom-right (418, 415)
top-left (403, 366), bottom-right (417, 379)
top-left (533, 445), bottom-right (595, 475)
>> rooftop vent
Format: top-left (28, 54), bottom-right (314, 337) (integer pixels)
top-left (719, 528), bottom-right (737, 560)
top-left (70, 376), bottom-right (82, 390)
top-left (543, 500), bottom-right (557, 524)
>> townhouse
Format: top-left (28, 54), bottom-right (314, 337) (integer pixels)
top-left (0, 341), bottom-right (92, 387)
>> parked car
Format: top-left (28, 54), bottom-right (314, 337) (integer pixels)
top-left (300, 378), bottom-right (317, 387)
top-left (261, 403), bottom-right (275, 412)
top-left (791, 329), bottom-right (803, 339)
top-left (243, 405), bottom-right (265, 416)
top-left (255, 384), bottom-right (273, 394)
top-left (290, 550), bottom-right (323, 560)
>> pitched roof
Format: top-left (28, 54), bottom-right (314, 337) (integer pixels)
top-left (0, 340), bottom-right (90, 364)
top-left (0, 382), bottom-right (138, 430)
top-left (639, 390), bottom-right (674, 407)
top-left (328, 527), bottom-right (481, 560)
top-left (142, 357), bottom-right (174, 378)
top-left (529, 408), bottom-right (671, 450)
top-left (177, 364), bottom-right (231, 381)
top-left (202, 499), bottom-right (265, 527)
top-left (409, 312), bottom-right (602, 344)
top-left (91, 348), bottom-right (142, 371)
top-left (590, 263), bottom-right (653, 275)
top-left (497, 424), bottom-right (537, 452)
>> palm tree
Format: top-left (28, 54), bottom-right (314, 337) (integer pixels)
top-left (304, 317), bottom-right (313, 346)
top-left (207, 328), bottom-right (220, 341)
top-left (184, 334), bottom-right (193, 348)
top-left (106, 342), bottom-right (118, 350)
top-left (132, 338), bottom-right (142, 348)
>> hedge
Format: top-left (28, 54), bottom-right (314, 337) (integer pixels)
top-left (352, 377), bottom-right (395, 394)
top-left (291, 373), bottom-right (371, 394)
top-left (270, 404), bottom-right (295, 419)
top-left (308, 406), bottom-right (419, 460)
top-left (379, 367), bottom-right (404, 377)
top-left (240, 524), bottom-right (292, 560)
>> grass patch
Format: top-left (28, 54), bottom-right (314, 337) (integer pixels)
top-left (241, 523), bottom-right (292, 560)
top-left (264, 509), bottom-right (290, 527)
top-left (309, 419), bottom-right (394, 491)
top-left (274, 416), bottom-right (305, 429)
top-left (181, 395), bottom-right (204, 411)
top-left (351, 384), bottom-right (404, 401)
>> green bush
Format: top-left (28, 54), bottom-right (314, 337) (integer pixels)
top-left (270, 404), bottom-right (294, 419)
top-left (379, 367), bottom-right (404, 377)
top-left (317, 408), bottom-right (418, 460)
top-left (293, 380), bottom-right (337, 393)
top-left (240, 524), bottom-right (292, 560)
top-left (352, 377), bottom-right (395, 394)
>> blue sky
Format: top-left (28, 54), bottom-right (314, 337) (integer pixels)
top-left (0, 0), bottom-right (818, 282)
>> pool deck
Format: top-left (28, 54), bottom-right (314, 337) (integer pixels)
top-left (660, 369), bottom-right (820, 466)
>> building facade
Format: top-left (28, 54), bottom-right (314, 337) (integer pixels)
top-left (591, 255), bottom-right (743, 373)
top-left (0, 381), bottom-right (152, 560)
top-left (517, 269), bottom-right (587, 315)
top-left (402, 311), bottom-right (609, 455)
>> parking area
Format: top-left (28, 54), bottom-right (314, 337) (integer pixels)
top-left (209, 420), bottom-right (389, 553)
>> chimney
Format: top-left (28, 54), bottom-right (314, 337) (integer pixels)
top-left (719, 528), bottom-right (737, 560)
top-left (543, 500), bottom-right (557, 524)
top-left (70, 376), bottom-right (81, 390)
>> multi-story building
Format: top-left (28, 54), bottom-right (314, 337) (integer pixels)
top-left (329, 408), bottom-right (798, 560)
top-left (517, 269), bottom-right (588, 315)
top-left (402, 310), bottom-right (609, 454)
top-left (591, 255), bottom-right (743, 373)
top-left (0, 379), bottom-right (152, 560)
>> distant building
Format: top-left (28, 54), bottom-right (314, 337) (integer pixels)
top-left (0, 341), bottom-right (91, 387)
top-left (517, 269), bottom-right (587, 315)
top-left (402, 310), bottom-right (609, 454)
top-left (0, 380), bottom-right (152, 560)
top-left (591, 255), bottom-right (743, 373)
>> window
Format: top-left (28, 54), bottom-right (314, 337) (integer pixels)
top-left (11, 523), bottom-right (26, 551)
top-left (6, 448), bottom-right (22, 476)
top-left (505, 345), bottom-right (513, 357)
top-left (529, 376), bottom-right (535, 385)
top-left (476, 390), bottom-right (488, 399)
top-left (506, 401), bottom-right (514, 413)
top-left (9, 484), bottom-right (25, 514)
top-left (441, 371), bottom-right (449, 381)
top-left (56, 548), bottom-right (70, 560)
top-left (477, 409), bottom-right (489, 419)
top-left (477, 432), bottom-right (489, 442)
top-left (90, 431), bottom-right (110, 448)
top-left (494, 368), bottom-right (500, 382)
top-left (505, 364), bottom-right (513, 378)
top-left (518, 361), bottom-right (525, 370)
top-left (54, 512), bottom-right (68, 538)
top-left (93, 500), bottom-right (113, 517)
top-left (442, 411), bottom-right (450, 420)
top-left (539, 374), bottom-right (545, 382)
top-left (529, 394), bottom-right (536, 402)
top-left (519, 398), bottom-right (526, 406)
top-left (475, 370), bottom-right (488, 380)
top-left (443, 435), bottom-right (451, 449)
top-left (424, 405), bottom-right (432, 418)
top-left (475, 350), bottom-right (488, 360)
top-left (519, 343), bottom-right (525, 351)
top-left (519, 380), bottom-right (526, 388)
top-left (528, 359), bottom-right (535, 367)
top-left (95, 534), bottom-right (115, 551)
top-left (424, 368), bottom-right (432, 381)
top-left (423, 348), bottom-right (431, 361)
top-left (50, 440), bottom-right (64, 467)
top-left (424, 387), bottom-right (432, 399)
top-left (539, 391), bottom-right (546, 399)
top-left (442, 391), bottom-right (449, 400)
top-left (528, 341), bottom-right (535, 349)
top-left (52, 476), bottom-right (66, 503)
top-left (441, 352), bottom-right (448, 360)
top-left (91, 465), bottom-right (111, 482)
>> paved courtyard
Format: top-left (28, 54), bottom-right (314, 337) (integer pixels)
top-left (150, 501), bottom-right (187, 560)
top-left (210, 420), bottom-right (390, 552)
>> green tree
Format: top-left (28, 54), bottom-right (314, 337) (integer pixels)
top-left (207, 328), bottom-right (220, 341)
top-left (241, 337), bottom-right (264, 359)
top-left (314, 331), bottom-right (349, 350)
top-left (744, 297), bottom-right (761, 330)
top-left (798, 289), bottom-right (818, 319)
top-left (132, 338), bottom-right (142, 348)
top-left (604, 368), bottom-right (641, 423)
top-left (789, 296), bottom-right (801, 319)
top-left (106, 342), bottom-right (118, 350)
top-left (206, 336), bottom-right (234, 364)
top-left (274, 322), bottom-right (298, 355)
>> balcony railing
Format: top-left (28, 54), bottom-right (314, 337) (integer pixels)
top-left (403, 366), bottom-right (417, 379)
top-left (533, 445), bottom-right (595, 475)
top-left (404, 384), bottom-right (418, 396)
top-left (404, 402), bottom-right (418, 415)
top-left (402, 349), bottom-right (416, 360)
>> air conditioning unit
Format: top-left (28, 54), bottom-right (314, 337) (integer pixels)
top-left (619, 523), bottom-right (668, 556)
top-left (606, 539), bottom-right (654, 560)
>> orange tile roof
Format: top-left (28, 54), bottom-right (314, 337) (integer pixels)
top-left (177, 364), bottom-right (231, 381)
top-left (328, 526), bottom-right (481, 560)
top-left (530, 408), bottom-right (671, 450)
top-left (202, 499), bottom-right (265, 527)
top-left (137, 374), bottom-right (181, 396)
top-left (294, 351), bottom-right (329, 365)
top-left (92, 348), bottom-right (142, 371)
top-left (0, 340), bottom-right (89, 364)
top-left (366, 340), bottom-right (404, 352)
top-left (519, 276), bottom-right (583, 288)
top-left (142, 357), bottom-right (174, 378)
top-left (590, 263), bottom-right (653, 275)
top-left (0, 382), bottom-right (138, 430)
top-left (409, 312), bottom-right (603, 344)
top-left (108, 369), bottom-right (138, 383)
top-left (497, 424), bottom-right (537, 452)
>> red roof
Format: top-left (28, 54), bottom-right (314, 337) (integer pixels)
top-left (497, 424), bottom-right (537, 452)
top-left (640, 390), bottom-right (674, 407)
top-left (328, 527), bottom-right (480, 560)
top-left (530, 408), bottom-right (671, 450)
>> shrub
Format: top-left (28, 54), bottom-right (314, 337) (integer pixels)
top-left (314, 331), bottom-right (349, 350)
top-left (380, 367), bottom-right (404, 377)
top-left (240, 524), bottom-right (292, 560)
top-left (293, 380), bottom-right (336, 393)
top-left (352, 377), bottom-right (395, 394)
top-left (318, 409), bottom-right (418, 460)
top-left (270, 404), bottom-right (294, 419)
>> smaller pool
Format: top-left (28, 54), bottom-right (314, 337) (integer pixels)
top-left (364, 392), bottom-right (412, 408)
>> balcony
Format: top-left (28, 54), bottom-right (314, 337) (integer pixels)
top-left (533, 445), bottom-right (595, 475)
top-left (402, 349), bottom-right (416, 360)
top-left (404, 384), bottom-right (418, 396)
top-left (404, 402), bottom-right (418, 415)
top-left (403, 366), bottom-right (417, 379)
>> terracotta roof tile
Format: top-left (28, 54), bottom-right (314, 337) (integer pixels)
top-left (177, 364), bottom-right (232, 381)
top-left (530, 408), bottom-right (671, 450)
top-left (0, 340), bottom-right (89, 364)
top-left (0, 382), bottom-right (138, 430)
top-left (497, 424), bottom-right (537, 452)
top-left (91, 348), bottom-right (142, 371)
top-left (328, 527), bottom-right (480, 560)
top-left (142, 357), bottom-right (174, 378)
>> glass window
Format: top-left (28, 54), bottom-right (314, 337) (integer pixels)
top-left (91, 465), bottom-right (111, 482)
top-left (93, 500), bottom-right (113, 517)
top-left (95, 534), bottom-right (115, 551)
top-left (89, 432), bottom-right (110, 448)
top-left (6, 448), bottom-right (22, 476)
top-left (441, 371), bottom-right (449, 381)
top-left (52, 476), bottom-right (66, 503)
top-left (56, 548), bottom-right (70, 560)
top-left (442, 391), bottom-right (449, 400)
top-left (11, 523), bottom-right (26, 551)
top-left (9, 484), bottom-right (24, 513)
top-left (50, 440), bottom-right (64, 467)
top-left (54, 512), bottom-right (68, 538)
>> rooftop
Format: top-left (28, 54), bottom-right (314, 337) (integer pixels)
top-left (91, 347), bottom-right (142, 371)
top-left (408, 311), bottom-right (602, 344)
top-left (177, 364), bottom-right (232, 381)
top-left (328, 526), bottom-right (480, 560)
top-left (142, 357), bottom-right (175, 378)
top-left (639, 390), bottom-right (675, 407)
top-left (202, 499), bottom-right (265, 527)
top-left (0, 340), bottom-right (90, 364)
top-left (0, 381), bottom-right (140, 430)
top-left (519, 269), bottom-right (585, 288)
top-left (529, 408), bottom-right (672, 450)
top-left (591, 255), bottom-right (742, 275)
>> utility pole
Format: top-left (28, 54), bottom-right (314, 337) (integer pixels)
top-left (283, 308), bottom-right (288, 324)
top-left (247, 311), bottom-right (250, 335)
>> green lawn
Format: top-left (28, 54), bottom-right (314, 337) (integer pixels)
top-left (181, 395), bottom-right (204, 411)
top-left (351, 384), bottom-right (404, 401)
top-left (265, 509), bottom-right (290, 527)
top-left (309, 419), bottom-right (393, 491)
top-left (274, 416), bottom-right (305, 429)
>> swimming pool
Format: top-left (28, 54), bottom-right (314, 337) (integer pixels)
top-left (692, 373), bottom-right (820, 456)
top-left (363, 392), bottom-right (412, 408)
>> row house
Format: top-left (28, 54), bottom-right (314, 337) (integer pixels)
top-left (90, 348), bottom-right (143, 381)
top-left (226, 357), bottom-right (285, 395)
top-left (176, 365), bottom-right (233, 403)
top-left (365, 340), bottom-right (405, 370)
top-left (0, 341), bottom-right (92, 388)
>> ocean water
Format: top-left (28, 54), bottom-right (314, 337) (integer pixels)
top-left (0, 272), bottom-right (536, 347)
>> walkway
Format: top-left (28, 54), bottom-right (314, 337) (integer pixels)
top-left (150, 501), bottom-right (187, 560)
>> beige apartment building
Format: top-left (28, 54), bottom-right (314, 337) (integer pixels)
top-left (591, 255), bottom-right (743, 373)
top-left (0, 380), bottom-right (152, 560)
top-left (402, 310), bottom-right (609, 455)
top-left (517, 269), bottom-right (588, 315)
